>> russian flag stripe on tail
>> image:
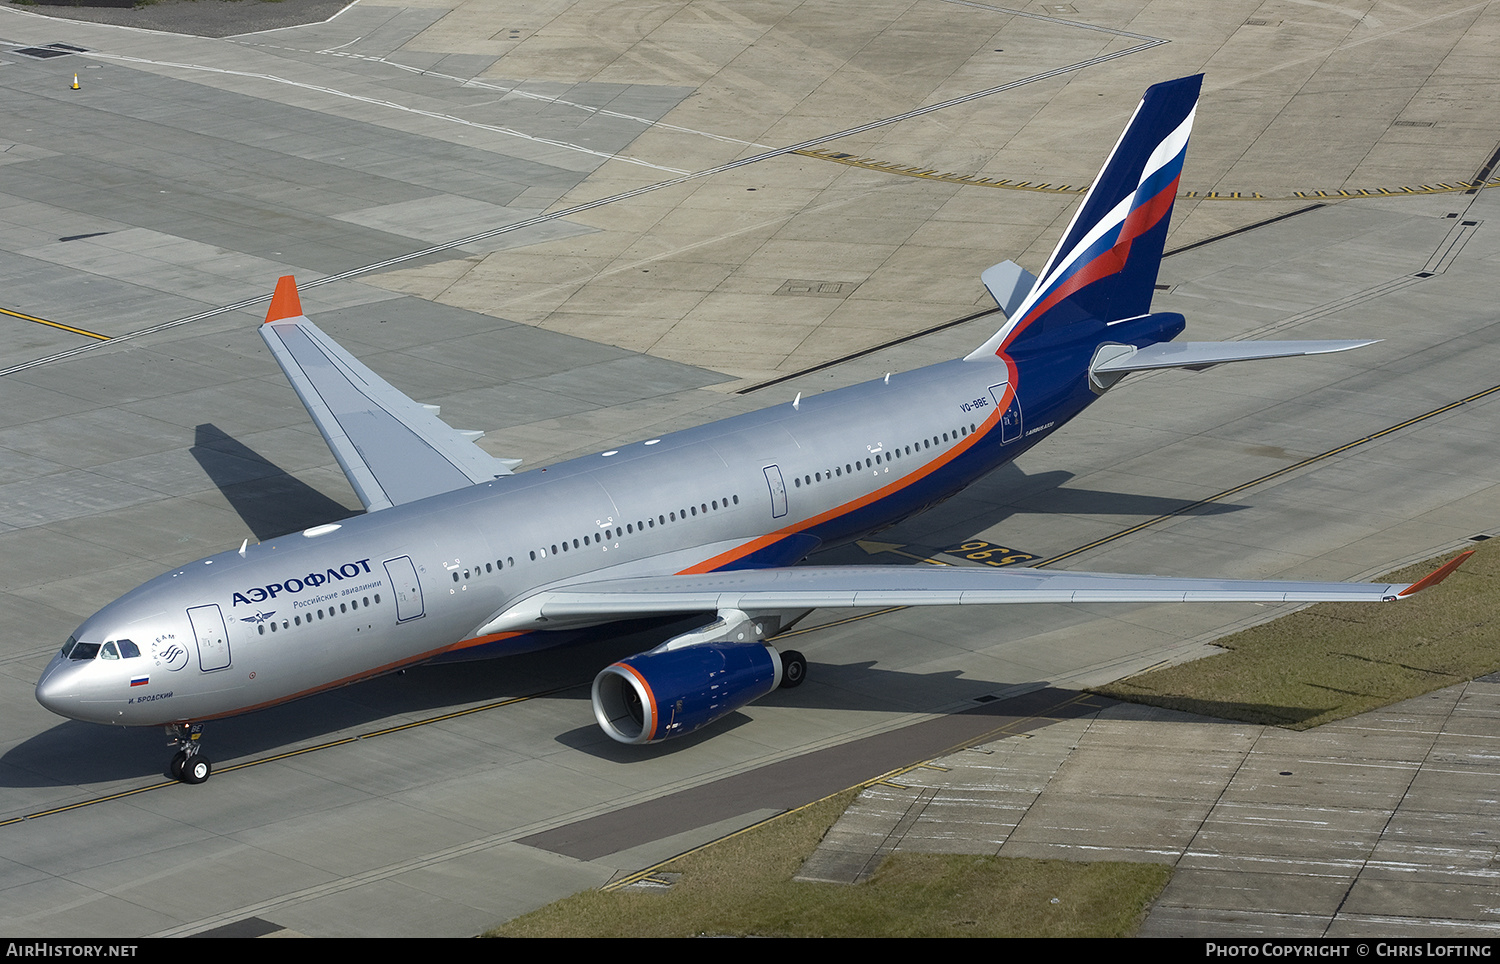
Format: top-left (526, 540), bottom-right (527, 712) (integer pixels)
top-left (967, 75), bottom-right (1202, 360)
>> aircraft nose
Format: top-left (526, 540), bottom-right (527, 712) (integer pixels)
top-left (35, 660), bottom-right (80, 718)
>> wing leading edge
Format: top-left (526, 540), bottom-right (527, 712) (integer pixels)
top-left (476, 552), bottom-right (1473, 634)
top-left (259, 276), bottom-right (519, 511)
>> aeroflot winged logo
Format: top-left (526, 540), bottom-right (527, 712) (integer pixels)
top-left (231, 558), bottom-right (373, 606)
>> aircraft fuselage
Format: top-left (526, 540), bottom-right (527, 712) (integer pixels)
top-left (33, 310), bottom-right (1178, 727)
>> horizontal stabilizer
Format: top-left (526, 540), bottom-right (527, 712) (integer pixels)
top-left (470, 556), bottom-right (1464, 635)
top-left (259, 277), bottom-right (520, 511)
top-left (1090, 338), bottom-right (1377, 389)
top-left (981, 260), bottom-right (1038, 319)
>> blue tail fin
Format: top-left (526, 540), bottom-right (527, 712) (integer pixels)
top-left (968, 74), bottom-right (1202, 360)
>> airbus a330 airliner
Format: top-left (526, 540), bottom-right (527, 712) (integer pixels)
top-left (34, 75), bottom-right (1470, 784)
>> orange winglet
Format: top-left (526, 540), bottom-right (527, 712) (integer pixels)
top-left (1397, 549), bottom-right (1475, 597)
top-left (264, 275), bottom-right (303, 324)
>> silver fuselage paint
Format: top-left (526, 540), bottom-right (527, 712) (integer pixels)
top-left (34, 355), bottom-right (1054, 726)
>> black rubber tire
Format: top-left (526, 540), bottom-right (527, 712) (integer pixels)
top-left (181, 755), bottom-right (212, 785)
top-left (780, 650), bottom-right (807, 689)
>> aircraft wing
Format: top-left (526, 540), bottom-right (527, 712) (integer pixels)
top-left (258, 277), bottom-right (520, 511)
top-left (480, 552), bottom-right (1470, 632)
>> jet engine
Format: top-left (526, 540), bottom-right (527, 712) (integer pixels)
top-left (592, 640), bottom-right (779, 744)
top-left (591, 609), bottom-right (805, 744)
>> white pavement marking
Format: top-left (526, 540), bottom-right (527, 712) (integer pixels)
top-left (87, 51), bottom-right (691, 175)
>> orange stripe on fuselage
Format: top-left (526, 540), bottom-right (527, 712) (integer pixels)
top-left (443, 630), bottom-right (527, 653)
top-left (680, 392), bottom-right (1009, 575)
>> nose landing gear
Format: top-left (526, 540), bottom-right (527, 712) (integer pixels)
top-left (166, 723), bottom-right (212, 784)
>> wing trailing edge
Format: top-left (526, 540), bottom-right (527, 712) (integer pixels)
top-left (472, 553), bottom-right (1471, 635)
top-left (258, 276), bottom-right (520, 511)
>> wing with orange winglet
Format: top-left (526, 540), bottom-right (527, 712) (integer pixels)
top-left (258, 276), bottom-right (519, 512)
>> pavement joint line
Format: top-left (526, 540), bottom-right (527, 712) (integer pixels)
top-left (0, 43), bottom-right (1163, 379)
top-left (1321, 678), bottom-right (1469, 936)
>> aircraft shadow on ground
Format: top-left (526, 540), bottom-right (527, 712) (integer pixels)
top-left (3, 624), bottom-right (1317, 788)
top-left (912, 462), bottom-right (1243, 531)
top-left (191, 424), bottom-right (356, 539)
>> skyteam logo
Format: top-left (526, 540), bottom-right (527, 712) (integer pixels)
top-left (154, 639), bottom-right (190, 672)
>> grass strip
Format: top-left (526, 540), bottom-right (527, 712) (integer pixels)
top-left (490, 787), bottom-right (1169, 937)
top-left (1096, 544), bottom-right (1498, 728)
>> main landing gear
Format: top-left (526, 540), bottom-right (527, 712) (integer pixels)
top-left (166, 723), bottom-right (212, 785)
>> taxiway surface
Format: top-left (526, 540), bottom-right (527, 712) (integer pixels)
top-left (0, 0), bottom-right (1497, 937)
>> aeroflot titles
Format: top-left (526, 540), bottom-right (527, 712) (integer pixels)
top-left (230, 558), bottom-right (373, 607)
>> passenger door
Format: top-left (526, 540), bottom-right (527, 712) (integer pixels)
top-left (763, 464), bottom-right (788, 519)
top-left (383, 556), bottom-right (425, 622)
top-left (187, 604), bottom-right (231, 672)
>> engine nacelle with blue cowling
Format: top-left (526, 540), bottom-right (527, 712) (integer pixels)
top-left (592, 639), bottom-right (784, 744)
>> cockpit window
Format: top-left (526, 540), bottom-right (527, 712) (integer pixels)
top-left (60, 636), bottom-right (139, 661)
